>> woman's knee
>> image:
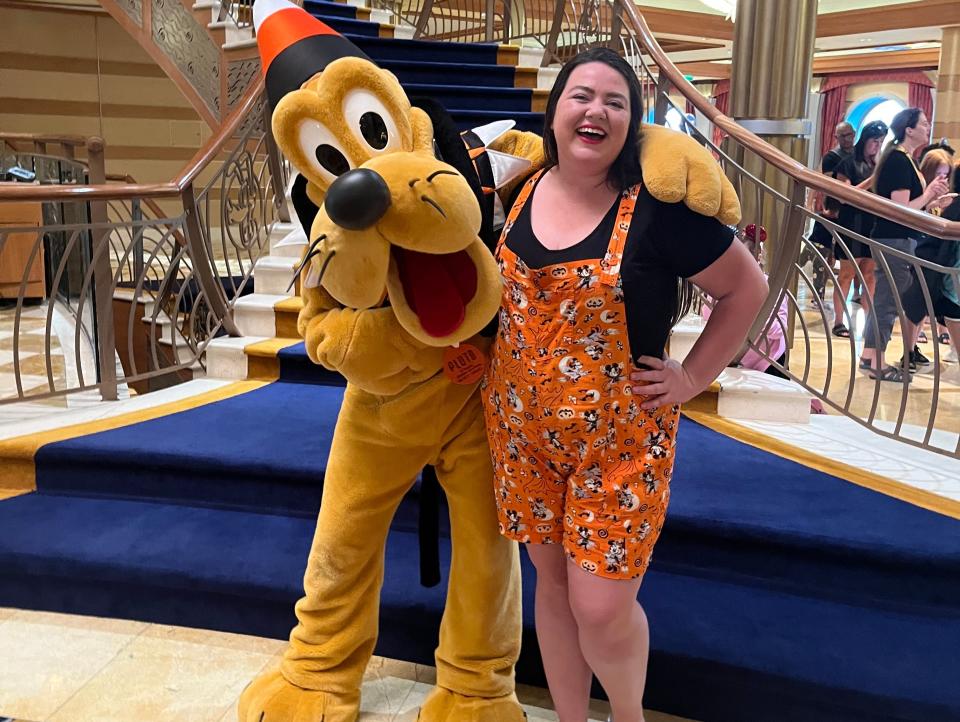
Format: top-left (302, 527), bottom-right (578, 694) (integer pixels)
top-left (528, 544), bottom-right (569, 590)
top-left (567, 576), bottom-right (640, 634)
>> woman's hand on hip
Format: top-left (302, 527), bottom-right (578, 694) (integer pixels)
top-left (630, 355), bottom-right (699, 410)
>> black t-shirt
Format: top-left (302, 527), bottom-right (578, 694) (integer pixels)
top-left (822, 148), bottom-right (851, 176)
top-left (873, 149), bottom-right (925, 239)
top-left (835, 155), bottom-right (876, 237)
top-left (821, 148), bottom-right (852, 213)
top-left (505, 181), bottom-right (734, 361)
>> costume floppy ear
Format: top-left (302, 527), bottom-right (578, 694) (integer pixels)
top-left (409, 107), bottom-right (435, 153)
top-left (272, 87), bottom-right (352, 191)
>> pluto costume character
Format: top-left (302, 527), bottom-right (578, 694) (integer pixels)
top-left (239, 2), bottom-right (739, 721)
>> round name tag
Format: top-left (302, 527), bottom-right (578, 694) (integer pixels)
top-left (442, 343), bottom-right (487, 385)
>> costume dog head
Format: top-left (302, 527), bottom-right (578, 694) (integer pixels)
top-left (255, 0), bottom-right (526, 346)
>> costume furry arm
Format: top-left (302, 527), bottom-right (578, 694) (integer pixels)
top-left (298, 284), bottom-right (445, 396)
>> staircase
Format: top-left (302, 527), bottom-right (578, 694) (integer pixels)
top-left (2, 3), bottom-right (960, 722)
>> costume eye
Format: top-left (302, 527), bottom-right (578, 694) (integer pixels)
top-left (359, 112), bottom-right (388, 150)
top-left (297, 118), bottom-right (354, 184)
top-left (316, 145), bottom-right (350, 176)
top-left (343, 89), bottom-right (400, 154)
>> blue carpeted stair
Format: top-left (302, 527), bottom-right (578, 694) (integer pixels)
top-left (298, 2), bottom-right (545, 132)
top-left (3, 6), bottom-right (959, 721)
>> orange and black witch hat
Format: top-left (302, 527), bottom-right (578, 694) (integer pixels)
top-left (253, 0), bottom-right (371, 109)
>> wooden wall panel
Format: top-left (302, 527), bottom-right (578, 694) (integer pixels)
top-left (0, 5), bottom-right (204, 186)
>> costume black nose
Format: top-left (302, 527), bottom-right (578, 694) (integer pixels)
top-left (324, 168), bottom-right (392, 230)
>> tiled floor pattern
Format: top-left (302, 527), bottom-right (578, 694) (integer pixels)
top-left (0, 609), bottom-right (692, 722)
top-left (0, 303), bottom-right (67, 407)
top-left (790, 299), bottom-right (960, 449)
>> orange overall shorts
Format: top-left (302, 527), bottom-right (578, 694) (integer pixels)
top-left (481, 171), bottom-right (679, 580)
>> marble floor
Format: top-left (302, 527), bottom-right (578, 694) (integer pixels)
top-left (790, 298), bottom-right (960, 448)
top-left (0, 608), bottom-right (692, 722)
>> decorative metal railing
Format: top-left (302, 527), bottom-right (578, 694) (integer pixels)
top-left (0, 82), bottom-right (288, 406)
top-left (367, 0), bottom-right (960, 457)
top-left (604, 0), bottom-right (960, 458)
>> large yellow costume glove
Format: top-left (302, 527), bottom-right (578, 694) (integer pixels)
top-left (299, 285), bottom-right (445, 396)
top-left (640, 124), bottom-right (741, 225)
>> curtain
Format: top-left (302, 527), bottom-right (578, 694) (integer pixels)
top-left (818, 85), bottom-right (848, 163)
top-left (909, 81), bottom-right (934, 154)
top-left (818, 70), bottom-right (935, 159)
top-left (711, 79), bottom-right (730, 149)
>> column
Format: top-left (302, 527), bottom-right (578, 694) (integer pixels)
top-left (934, 26), bottom-right (960, 146)
top-left (726, 0), bottom-right (818, 268)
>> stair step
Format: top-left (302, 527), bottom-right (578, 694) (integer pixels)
top-left (345, 35), bottom-right (503, 65)
top-left (312, 15), bottom-right (387, 38)
top-left (234, 294), bottom-right (302, 338)
top-left (303, 0), bottom-right (358, 19)
top-left (714, 367), bottom-right (811, 423)
top-left (672, 315), bottom-right (811, 423)
top-left (205, 335), bottom-right (272, 381)
top-left (378, 60), bottom-right (518, 88)
top-left (270, 222), bottom-right (306, 259)
top-left (207, 336), bottom-right (346, 387)
top-left (403, 83), bottom-right (536, 112)
top-left (447, 109), bottom-right (543, 133)
top-left (253, 255), bottom-right (298, 297)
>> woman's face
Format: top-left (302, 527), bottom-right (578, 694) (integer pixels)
top-left (865, 137), bottom-right (881, 160)
top-left (551, 62), bottom-right (631, 175)
top-left (906, 112), bottom-right (931, 146)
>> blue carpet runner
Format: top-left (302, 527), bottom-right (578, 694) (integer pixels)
top-left (2, 373), bottom-right (959, 721)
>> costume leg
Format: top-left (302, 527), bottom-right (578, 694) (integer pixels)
top-left (420, 395), bottom-right (525, 722)
top-left (239, 388), bottom-right (432, 722)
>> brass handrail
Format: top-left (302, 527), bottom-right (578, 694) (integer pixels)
top-left (618, 0), bottom-right (960, 240)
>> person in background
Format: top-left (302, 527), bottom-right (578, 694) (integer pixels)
top-left (900, 154), bottom-right (960, 366)
top-left (914, 149), bottom-right (958, 350)
top-left (830, 120), bottom-right (888, 338)
top-left (859, 108), bottom-right (950, 382)
top-left (481, 47), bottom-right (767, 722)
top-left (809, 122), bottom-right (856, 303)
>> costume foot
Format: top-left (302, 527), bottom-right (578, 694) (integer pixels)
top-left (419, 687), bottom-right (526, 722)
top-left (238, 669), bottom-right (360, 722)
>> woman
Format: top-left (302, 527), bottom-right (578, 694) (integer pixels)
top-left (901, 157), bottom-right (960, 366)
top-left (914, 149), bottom-right (957, 349)
top-left (859, 108), bottom-right (950, 382)
top-left (831, 120), bottom-right (887, 337)
top-left (481, 48), bottom-right (767, 722)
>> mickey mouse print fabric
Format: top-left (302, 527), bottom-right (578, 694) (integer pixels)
top-left (482, 170), bottom-right (677, 580)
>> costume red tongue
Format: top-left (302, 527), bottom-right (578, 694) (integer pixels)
top-left (395, 248), bottom-right (478, 337)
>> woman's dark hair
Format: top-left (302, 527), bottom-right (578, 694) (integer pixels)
top-left (541, 47), bottom-right (644, 191)
top-left (853, 120), bottom-right (887, 164)
top-left (872, 107), bottom-right (923, 193)
top-left (844, 120), bottom-right (887, 181)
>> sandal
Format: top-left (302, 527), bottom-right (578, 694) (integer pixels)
top-left (859, 363), bottom-right (911, 383)
top-left (831, 323), bottom-right (851, 338)
top-left (918, 331), bottom-right (928, 344)
top-left (939, 332), bottom-right (951, 345)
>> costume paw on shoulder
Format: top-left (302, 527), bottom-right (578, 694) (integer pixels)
top-left (640, 124), bottom-right (741, 225)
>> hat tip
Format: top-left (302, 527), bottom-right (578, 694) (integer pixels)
top-left (253, 0), bottom-right (296, 32)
